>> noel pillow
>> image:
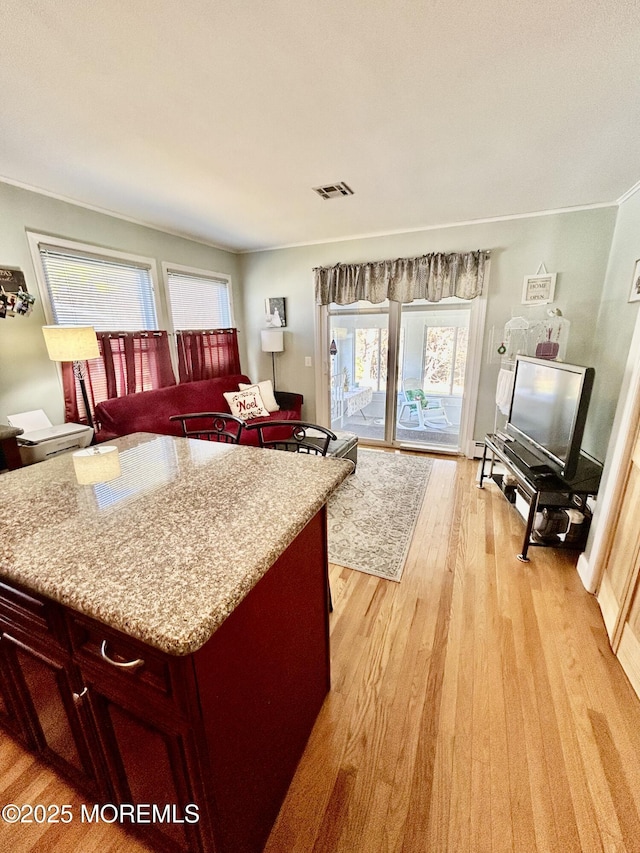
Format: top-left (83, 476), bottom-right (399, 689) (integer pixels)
top-left (223, 387), bottom-right (270, 420)
top-left (238, 380), bottom-right (280, 413)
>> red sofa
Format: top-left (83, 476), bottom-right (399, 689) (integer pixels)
top-left (94, 374), bottom-right (303, 445)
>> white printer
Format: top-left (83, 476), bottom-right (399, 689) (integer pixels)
top-left (7, 410), bottom-right (93, 465)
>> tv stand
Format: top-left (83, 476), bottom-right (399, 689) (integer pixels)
top-left (478, 433), bottom-right (602, 562)
top-left (504, 439), bottom-right (547, 471)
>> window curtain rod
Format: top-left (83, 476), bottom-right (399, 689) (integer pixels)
top-left (170, 327), bottom-right (238, 335)
top-left (314, 250), bottom-right (491, 306)
top-left (101, 330), bottom-right (165, 338)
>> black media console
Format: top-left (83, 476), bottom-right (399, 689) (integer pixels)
top-left (478, 433), bottom-right (603, 562)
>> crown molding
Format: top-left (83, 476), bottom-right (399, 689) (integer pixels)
top-left (239, 201), bottom-right (617, 254)
top-left (2, 173), bottom-right (629, 257)
top-left (617, 179), bottom-right (640, 205)
top-left (0, 175), bottom-right (239, 254)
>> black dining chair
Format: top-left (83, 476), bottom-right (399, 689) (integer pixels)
top-left (169, 412), bottom-right (245, 444)
top-left (245, 420), bottom-right (338, 612)
top-left (243, 420), bottom-right (337, 455)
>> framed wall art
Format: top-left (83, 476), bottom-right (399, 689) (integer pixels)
top-left (629, 259), bottom-right (640, 303)
top-left (265, 297), bottom-right (287, 327)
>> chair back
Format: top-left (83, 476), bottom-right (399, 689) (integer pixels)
top-left (403, 377), bottom-right (421, 392)
top-left (169, 412), bottom-right (245, 444)
top-left (244, 421), bottom-right (337, 456)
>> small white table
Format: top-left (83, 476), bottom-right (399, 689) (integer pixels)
top-left (343, 386), bottom-right (373, 419)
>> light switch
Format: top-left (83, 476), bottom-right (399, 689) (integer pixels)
top-left (305, 356), bottom-right (312, 367)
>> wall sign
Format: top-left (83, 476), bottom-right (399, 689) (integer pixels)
top-left (522, 266), bottom-right (556, 305)
top-left (0, 268), bottom-right (27, 291)
top-left (0, 267), bottom-right (36, 319)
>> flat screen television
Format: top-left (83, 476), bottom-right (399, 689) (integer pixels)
top-left (505, 356), bottom-right (595, 480)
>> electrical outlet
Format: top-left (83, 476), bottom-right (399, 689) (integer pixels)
top-left (304, 356), bottom-right (312, 367)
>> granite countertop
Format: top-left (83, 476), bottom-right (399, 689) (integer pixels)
top-left (0, 433), bottom-right (353, 655)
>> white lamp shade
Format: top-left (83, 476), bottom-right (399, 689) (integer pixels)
top-left (73, 446), bottom-right (121, 485)
top-left (261, 328), bottom-right (284, 353)
top-left (42, 325), bottom-right (99, 362)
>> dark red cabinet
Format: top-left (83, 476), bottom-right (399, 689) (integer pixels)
top-left (3, 635), bottom-right (98, 786)
top-left (0, 507), bottom-right (330, 853)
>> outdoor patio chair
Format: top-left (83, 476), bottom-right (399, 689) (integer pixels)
top-left (397, 390), bottom-right (450, 430)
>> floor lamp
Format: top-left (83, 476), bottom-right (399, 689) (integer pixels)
top-left (42, 325), bottom-right (100, 429)
top-left (261, 328), bottom-right (284, 390)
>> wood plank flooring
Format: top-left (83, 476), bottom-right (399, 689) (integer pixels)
top-left (3, 452), bottom-right (640, 852)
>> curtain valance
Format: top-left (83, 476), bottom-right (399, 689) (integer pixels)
top-left (314, 250), bottom-right (490, 306)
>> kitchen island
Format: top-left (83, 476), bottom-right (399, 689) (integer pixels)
top-left (0, 432), bottom-right (352, 852)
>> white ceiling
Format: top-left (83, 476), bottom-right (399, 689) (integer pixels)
top-left (2, 0), bottom-right (640, 253)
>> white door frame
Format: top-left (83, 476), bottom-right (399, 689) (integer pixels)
top-left (314, 304), bottom-right (330, 426)
top-left (314, 260), bottom-right (489, 457)
top-left (577, 305), bottom-right (640, 593)
top-left (460, 271), bottom-right (489, 457)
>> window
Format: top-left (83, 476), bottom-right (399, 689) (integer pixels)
top-left (422, 322), bottom-right (469, 396)
top-left (28, 233), bottom-right (172, 427)
top-left (163, 264), bottom-right (238, 382)
top-left (164, 264), bottom-right (233, 331)
top-left (28, 234), bottom-right (241, 426)
top-left (30, 236), bottom-right (158, 330)
top-left (355, 328), bottom-right (389, 392)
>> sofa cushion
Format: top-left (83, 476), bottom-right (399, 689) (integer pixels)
top-left (238, 408), bottom-right (302, 445)
top-left (223, 387), bottom-right (270, 420)
top-left (238, 380), bottom-right (280, 412)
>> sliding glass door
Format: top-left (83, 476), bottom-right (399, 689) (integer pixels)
top-left (328, 302), bottom-right (391, 442)
top-left (324, 296), bottom-right (483, 454)
top-left (396, 303), bottom-right (470, 451)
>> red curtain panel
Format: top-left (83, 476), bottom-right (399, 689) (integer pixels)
top-left (176, 329), bottom-right (241, 383)
top-left (62, 331), bottom-right (175, 425)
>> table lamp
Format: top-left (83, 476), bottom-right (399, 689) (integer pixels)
top-left (72, 445), bottom-right (121, 484)
top-left (42, 325), bottom-right (100, 429)
top-left (261, 328), bottom-right (284, 389)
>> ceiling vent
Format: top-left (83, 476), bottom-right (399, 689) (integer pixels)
top-left (313, 182), bottom-right (354, 200)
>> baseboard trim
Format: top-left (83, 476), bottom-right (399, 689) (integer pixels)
top-left (577, 552), bottom-right (598, 593)
top-left (468, 440), bottom-right (485, 459)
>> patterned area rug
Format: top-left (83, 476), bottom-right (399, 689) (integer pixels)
top-left (327, 448), bottom-right (432, 582)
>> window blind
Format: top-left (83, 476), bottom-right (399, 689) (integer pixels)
top-left (166, 269), bottom-right (232, 330)
top-left (39, 244), bottom-right (158, 331)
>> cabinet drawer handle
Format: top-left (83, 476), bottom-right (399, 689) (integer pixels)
top-left (100, 640), bottom-right (144, 672)
top-left (73, 687), bottom-right (88, 703)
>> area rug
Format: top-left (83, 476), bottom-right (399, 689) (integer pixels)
top-left (327, 448), bottom-right (432, 582)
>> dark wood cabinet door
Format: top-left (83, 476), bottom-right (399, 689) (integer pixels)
top-left (0, 638), bottom-right (33, 746)
top-left (0, 631), bottom-right (98, 792)
top-left (85, 685), bottom-right (213, 853)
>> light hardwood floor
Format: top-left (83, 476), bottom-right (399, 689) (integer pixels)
top-left (3, 453), bottom-right (640, 852)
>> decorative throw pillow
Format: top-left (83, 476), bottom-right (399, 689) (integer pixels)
top-left (238, 380), bottom-right (280, 413)
top-left (223, 387), bottom-right (269, 420)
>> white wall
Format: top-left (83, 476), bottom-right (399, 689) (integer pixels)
top-left (579, 187), bottom-right (640, 589)
top-left (0, 182), bottom-right (242, 424)
top-left (240, 208), bottom-right (617, 448)
top-left (582, 189), bottom-right (640, 460)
